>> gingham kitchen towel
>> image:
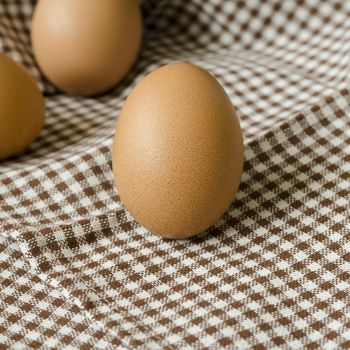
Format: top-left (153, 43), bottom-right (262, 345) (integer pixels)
top-left (1, 0), bottom-right (350, 349)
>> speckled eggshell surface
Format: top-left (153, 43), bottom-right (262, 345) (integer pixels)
top-left (112, 63), bottom-right (244, 239)
top-left (31, 0), bottom-right (142, 96)
top-left (0, 53), bottom-right (45, 160)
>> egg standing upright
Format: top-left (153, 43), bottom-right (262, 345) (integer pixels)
top-left (113, 63), bottom-right (244, 239)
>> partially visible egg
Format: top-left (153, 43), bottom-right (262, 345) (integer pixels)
top-left (112, 63), bottom-right (244, 239)
top-left (31, 0), bottom-right (142, 96)
top-left (0, 54), bottom-right (45, 160)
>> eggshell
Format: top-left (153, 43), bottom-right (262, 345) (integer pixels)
top-left (113, 63), bottom-right (244, 239)
top-left (0, 54), bottom-right (45, 160)
top-left (31, 0), bottom-right (142, 96)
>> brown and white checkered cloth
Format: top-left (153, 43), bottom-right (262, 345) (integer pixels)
top-left (1, 0), bottom-right (350, 348)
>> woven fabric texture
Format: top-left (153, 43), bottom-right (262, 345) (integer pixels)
top-left (1, 0), bottom-right (350, 349)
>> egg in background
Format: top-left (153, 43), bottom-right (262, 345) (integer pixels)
top-left (113, 63), bottom-right (244, 239)
top-left (0, 53), bottom-right (45, 160)
top-left (31, 0), bottom-right (142, 96)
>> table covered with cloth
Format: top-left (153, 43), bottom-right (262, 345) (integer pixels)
top-left (1, 0), bottom-right (350, 349)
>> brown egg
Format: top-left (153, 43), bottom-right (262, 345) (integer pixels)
top-left (31, 0), bottom-right (142, 96)
top-left (112, 63), bottom-right (244, 239)
top-left (0, 54), bottom-right (45, 160)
